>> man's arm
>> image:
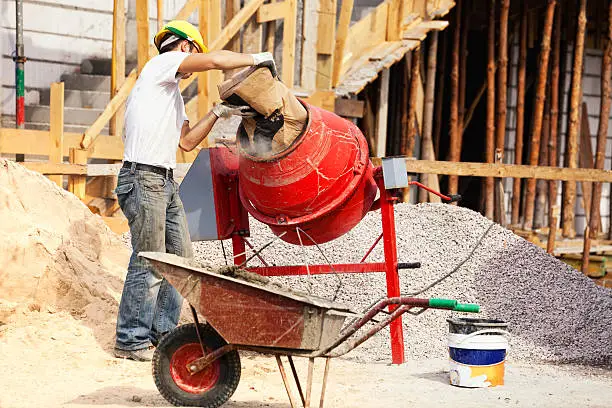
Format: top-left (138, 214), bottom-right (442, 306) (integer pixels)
top-left (179, 50), bottom-right (254, 73)
top-left (179, 112), bottom-right (217, 152)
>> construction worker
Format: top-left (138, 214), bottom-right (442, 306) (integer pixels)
top-left (113, 20), bottom-right (272, 361)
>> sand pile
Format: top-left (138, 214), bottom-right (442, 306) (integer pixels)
top-left (185, 203), bottom-right (612, 367)
top-left (0, 159), bottom-right (129, 324)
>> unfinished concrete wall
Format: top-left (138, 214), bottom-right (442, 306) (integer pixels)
top-left (0, 0), bottom-right (189, 118)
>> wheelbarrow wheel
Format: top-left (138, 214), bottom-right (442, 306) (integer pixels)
top-left (153, 323), bottom-right (241, 407)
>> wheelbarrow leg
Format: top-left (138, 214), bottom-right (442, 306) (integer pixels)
top-left (288, 356), bottom-right (306, 405)
top-left (276, 356), bottom-right (300, 408)
top-left (318, 358), bottom-right (331, 408)
top-left (305, 358), bottom-right (315, 407)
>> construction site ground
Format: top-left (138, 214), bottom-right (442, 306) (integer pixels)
top-left (0, 309), bottom-right (610, 408)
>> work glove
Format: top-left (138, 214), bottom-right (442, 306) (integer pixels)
top-left (251, 52), bottom-right (278, 78)
top-left (212, 103), bottom-right (257, 119)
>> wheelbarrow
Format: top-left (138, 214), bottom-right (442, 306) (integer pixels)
top-left (141, 252), bottom-right (480, 408)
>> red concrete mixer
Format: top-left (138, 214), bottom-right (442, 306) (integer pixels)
top-left (238, 103), bottom-right (378, 245)
top-left (179, 70), bottom-right (459, 364)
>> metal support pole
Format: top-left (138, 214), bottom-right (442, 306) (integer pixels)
top-left (14, 0), bottom-right (26, 162)
top-left (376, 177), bottom-right (404, 364)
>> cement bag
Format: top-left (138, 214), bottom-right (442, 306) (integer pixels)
top-left (218, 66), bottom-right (307, 156)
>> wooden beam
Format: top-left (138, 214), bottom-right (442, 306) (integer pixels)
top-left (136, 0), bottom-right (149, 73)
top-left (243, 0), bottom-right (263, 54)
top-left (523, 0), bottom-right (556, 230)
top-left (157, 0), bottom-right (164, 31)
top-left (68, 148), bottom-right (88, 199)
top-left (594, 1), bottom-right (612, 238)
top-left (21, 162), bottom-right (85, 175)
top-left (334, 98), bottom-right (364, 118)
top-left (386, 0), bottom-right (402, 41)
top-left (48, 82), bottom-right (64, 187)
top-left (226, 0), bottom-right (241, 53)
top-left (496, 0), bottom-right (510, 155)
top-left (418, 31), bottom-right (442, 204)
top-left (175, 0), bottom-right (199, 20)
top-left (81, 70), bottom-right (138, 149)
top-left (316, 0), bottom-right (336, 90)
top-left (402, 47), bottom-right (420, 158)
top-left (578, 102), bottom-right (596, 223)
top-left (282, 0), bottom-right (297, 86)
top-left (548, 2), bottom-right (562, 233)
top-left (257, 1), bottom-right (288, 22)
top-left (511, 0), bottom-right (527, 225)
top-left (562, 0), bottom-right (587, 238)
top-left (448, 0), bottom-right (461, 194)
top-left (301, 0), bottom-right (319, 91)
top-left (1, 128), bottom-right (123, 160)
top-left (332, 0), bottom-right (353, 87)
top-left (368, 158), bottom-right (612, 183)
top-left (374, 68), bottom-right (390, 157)
top-left (198, 0), bottom-right (210, 119)
top-left (110, 0), bottom-right (126, 138)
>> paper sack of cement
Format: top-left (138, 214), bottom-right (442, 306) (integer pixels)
top-left (218, 66), bottom-right (307, 156)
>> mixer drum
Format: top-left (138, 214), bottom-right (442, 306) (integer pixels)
top-left (238, 103), bottom-right (378, 245)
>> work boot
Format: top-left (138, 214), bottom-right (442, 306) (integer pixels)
top-left (114, 346), bottom-right (155, 362)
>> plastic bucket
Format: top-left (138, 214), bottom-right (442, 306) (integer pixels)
top-left (447, 318), bottom-right (509, 388)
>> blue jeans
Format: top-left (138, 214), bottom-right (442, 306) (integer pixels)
top-left (114, 166), bottom-right (193, 351)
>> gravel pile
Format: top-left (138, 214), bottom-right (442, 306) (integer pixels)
top-left (126, 203), bottom-right (612, 367)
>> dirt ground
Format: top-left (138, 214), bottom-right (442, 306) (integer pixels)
top-left (0, 309), bottom-right (610, 408)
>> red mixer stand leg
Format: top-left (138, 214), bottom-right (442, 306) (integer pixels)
top-left (378, 181), bottom-right (405, 364)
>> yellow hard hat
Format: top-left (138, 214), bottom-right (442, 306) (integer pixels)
top-left (154, 20), bottom-right (207, 53)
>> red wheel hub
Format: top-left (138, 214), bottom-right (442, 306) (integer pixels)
top-left (170, 343), bottom-right (221, 394)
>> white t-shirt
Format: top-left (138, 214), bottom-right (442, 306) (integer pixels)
top-left (123, 51), bottom-right (190, 169)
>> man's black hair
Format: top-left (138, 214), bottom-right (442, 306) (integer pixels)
top-left (159, 33), bottom-right (196, 54)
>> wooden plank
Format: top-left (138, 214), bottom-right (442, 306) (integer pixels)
top-left (243, 0), bottom-right (263, 54)
top-left (579, 102), bottom-right (595, 222)
top-left (1, 128), bottom-right (123, 160)
top-left (110, 0), bottom-right (126, 138)
top-left (21, 162), bottom-right (86, 175)
top-left (257, 1), bottom-right (288, 22)
top-left (417, 20), bottom-right (449, 30)
top-left (317, 0), bottom-right (336, 55)
top-left (403, 26), bottom-right (429, 41)
top-left (374, 68), bottom-right (390, 157)
top-left (334, 98), bottom-right (364, 118)
top-left (316, 0), bottom-right (336, 90)
top-left (562, 0), bottom-right (587, 238)
top-left (81, 70), bottom-right (138, 149)
top-left (175, 0), bottom-right (199, 20)
top-left (136, 0), bottom-right (149, 72)
top-left (68, 148), bottom-right (89, 199)
top-left (368, 158), bottom-right (612, 183)
top-left (48, 82), bottom-right (64, 187)
top-left (332, 0), bottom-right (355, 86)
top-left (301, 0), bottom-right (319, 91)
top-left (386, 0), bottom-right (402, 41)
top-left (157, 0), bottom-right (164, 30)
top-left (198, 0), bottom-right (211, 118)
top-left (418, 30), bottom-right (441, 204)
top-left (226, 0), bottom-right (241, 53)
top-left (282, 0), bottom-right (297, 86)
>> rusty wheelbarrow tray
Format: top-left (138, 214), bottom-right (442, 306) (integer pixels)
top-left (141, 252), bottom-right (480, 408)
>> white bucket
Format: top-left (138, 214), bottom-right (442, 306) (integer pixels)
top-left (448, 328), bottom-right (510, 388)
